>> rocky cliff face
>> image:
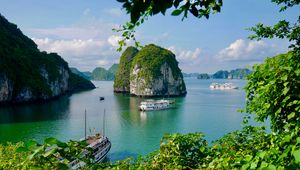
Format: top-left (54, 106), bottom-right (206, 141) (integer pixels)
top-left (130, 62), bottom-right (186, 96)
top-left (0, 74), bottom-right (13, 102)
top-left (0, 65), bottom-right (70, 103)
top-left (0, 14), bottom-right (95, 104)
top-left (114, 44), bottom-right (186, 97)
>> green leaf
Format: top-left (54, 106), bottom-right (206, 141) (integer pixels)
top-left (288, 112), bottom-right (295, 120)
top-left (293, 149), bottom-right (300, 163)
top-left (25, 140), bottom-right (38, 150)
top-left (171, 9), bottom-right (183, 16)
top-left (16, 146), bottom-right (28, 153)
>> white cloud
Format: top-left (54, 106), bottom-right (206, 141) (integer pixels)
top-left (106, 8), bottom-right (123, 17)
top-left (168, 46), bottom-right (202, 61)
top-left (97, 59), bottom-right (110, 66)
top-left (33, 38), bottom-right (106, 57)
top-left (218, 39), bottom-right (277, 61)
top-left (28, 17), bottom-right (124, 71)
top-left (167, 46), bottom-right (203, 72)
top-left (107, 35), bottom-right (122, 47)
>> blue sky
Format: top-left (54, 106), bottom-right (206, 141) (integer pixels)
top-left (0, 0), bottom-right (298, 73)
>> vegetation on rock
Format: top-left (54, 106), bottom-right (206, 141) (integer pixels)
top-left (114, 46), bottom-right (139, 92)
top-left (131, 44), bottom-right (183, 83)
top-left (68, 72), bottom-right (95, 92)
top-left (0, 14), bottom-right (95, 103)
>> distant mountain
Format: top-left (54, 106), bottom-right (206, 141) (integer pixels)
top-left (212, 70), bottom-right (229, 79)
top-left (70, 67), bottom-right (91, 80)
top-left (196, 68), bottom-right (252, 79)
top-left (228, 68), bottom-right (252, 79)
top-left (108, 64), bottom-right (119, 75)
top-left (182, 72), bottom-right (199, 77)
top-left (70, 64), bottom-right (119, 81)
top-left (197, 73), bottom-right (210, 79)
top-left (92, 67), bottom-right (115, 81)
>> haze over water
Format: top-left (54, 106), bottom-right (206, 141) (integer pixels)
top-left (0, 79), bottom-right (250, 161)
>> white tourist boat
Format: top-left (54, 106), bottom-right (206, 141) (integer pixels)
top-left (209, 83), bottom-right (238, 90)
top-left (139, 99), bottom-right (175, 111)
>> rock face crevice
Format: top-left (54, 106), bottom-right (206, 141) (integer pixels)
top-left (0, 74), bottom-right (13, 102)
top-left (114, 44), bottom-right (186, 97)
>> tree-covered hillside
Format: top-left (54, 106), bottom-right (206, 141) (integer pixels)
top-left (0, 14), bottom-right (95, 103)
top-left (92, 67), bottom-right (115, 81)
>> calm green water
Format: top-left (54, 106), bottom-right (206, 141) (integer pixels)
top-left (0, 78), bottom-right (249, 160)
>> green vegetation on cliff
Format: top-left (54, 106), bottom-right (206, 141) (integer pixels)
top-left (68, 72), bottom-right (95, 92)
top-left (131, 44), bottom-right (182, 80)
top-left (0, 14), bottom-right (68, 97)
top-left (114, 46), bottom-right (139, 92)
top-left (0, 14), bottom-right (95, 102)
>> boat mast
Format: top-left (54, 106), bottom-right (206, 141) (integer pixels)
top-left (85, 109), bottom-right (87, 140)
top-left (103, 109), bottom-right (105, 136)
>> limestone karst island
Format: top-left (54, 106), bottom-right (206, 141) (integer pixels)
top-left (114, 44), bottom-right (186, 97)
top-left (0, 0), bottom-right (299, 169)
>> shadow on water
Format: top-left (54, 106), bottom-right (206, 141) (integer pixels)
top-left (0, 95), bottom-right (71, 124)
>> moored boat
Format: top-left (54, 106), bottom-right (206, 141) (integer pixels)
top-left (69, 134), bottom-right (111, 169)
top-left (139, 99), bottom-right (175, 111)
top-left (209, 83), bottom-right (238, 90)
top-left (69, 110), bottom-right (111, 169)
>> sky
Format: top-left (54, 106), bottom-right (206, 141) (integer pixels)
top-left (0, 0), bottom-right (298, 73)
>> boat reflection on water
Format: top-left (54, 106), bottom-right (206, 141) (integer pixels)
top-left (140, 111), bottom-right (147, 122)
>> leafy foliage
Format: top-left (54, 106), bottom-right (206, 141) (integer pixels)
top-left (244, 51), bottom-right (300, 132)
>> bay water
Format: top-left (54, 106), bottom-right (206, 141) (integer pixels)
top-left (0, 78), bottom-right (249, 161)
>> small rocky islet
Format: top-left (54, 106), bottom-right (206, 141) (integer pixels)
top-left (114, 44), bottom-right (187, 97)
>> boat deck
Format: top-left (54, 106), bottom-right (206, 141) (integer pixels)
top-left (85, 135), bottom-right (102, 145)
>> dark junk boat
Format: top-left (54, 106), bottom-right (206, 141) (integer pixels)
top-left (69, 110), bottom-right (111, 169)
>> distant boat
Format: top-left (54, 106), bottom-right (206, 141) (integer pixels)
top-left (209, 83), bottom-right (238, 90)
top-left (139, 99), bottom-right (175, 111)
top-left (99, 97), bottom-right (105, 101)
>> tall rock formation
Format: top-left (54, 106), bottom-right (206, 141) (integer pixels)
top-left (114, 47), bottom-right (139, 93)
top-left (130, 44), bottom-right (186, 96)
